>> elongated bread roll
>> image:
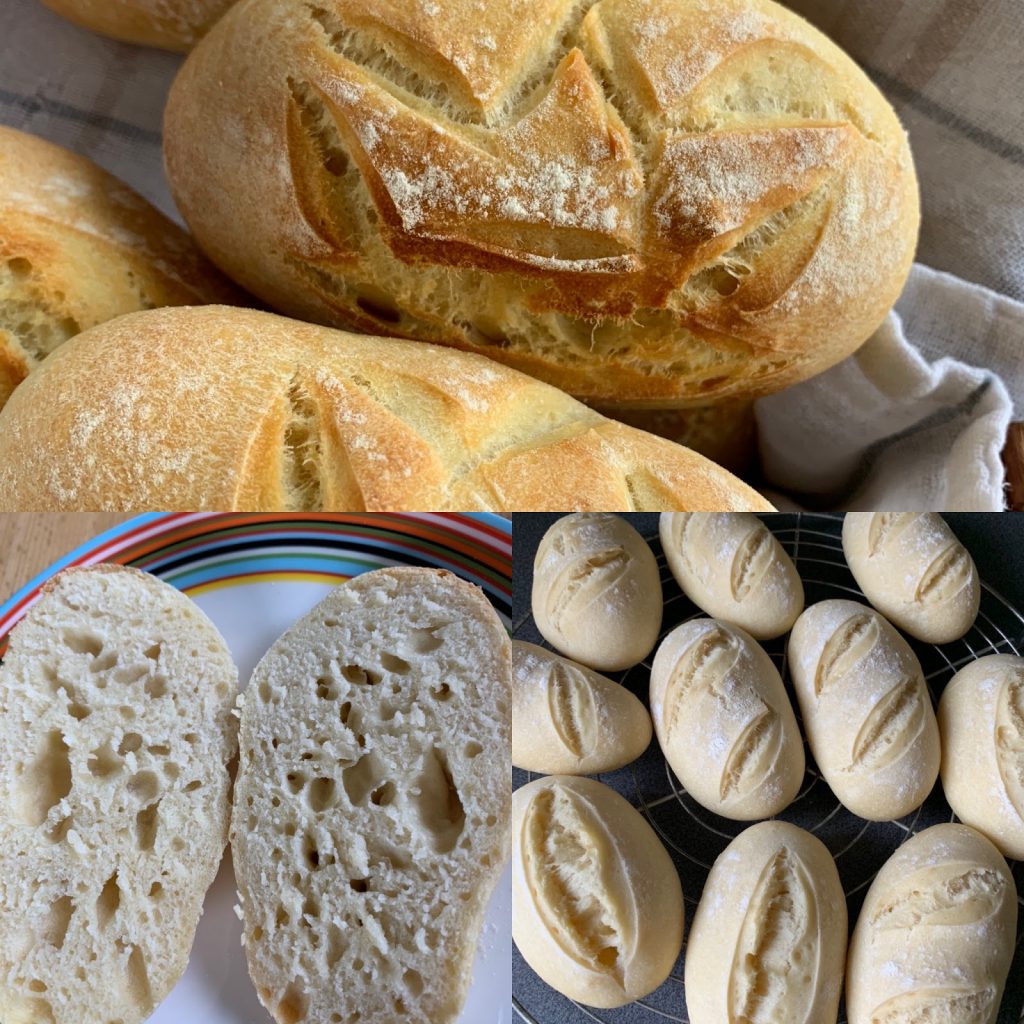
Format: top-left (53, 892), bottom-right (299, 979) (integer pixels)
top-left (939, 655), bottom-right (1024, 860)
top-left (0, 566), bottom-right (238, 1024)
top-left (164, 0), bottom-right (918, 408)
top-left (0, 126), bottom-right (241, 410)
top-left (846, 824), bottom-right (1017, 1024)
top-left (512, 775), bottom-right (683, 1008)
top-left (684, 821), bottom-right (847, 1024)
top-left (788, 599), bottom-right (939, 821)
top-left (41, 0), bottom-right (234, 50)
top-left (512, 641), bottom-right (651, 774)
top-left (842, 513), bottom-right (979, 643)
top-left (0, 306), bottom-right (772, 512)
top-left (232, 568), bottom-right (510, 1024)
top-left (660, 512), bottom-right (803, 639)
top-left (532, 513), bottom-right (662, 671)
top-left (650, 619), bottom-right (803, 819)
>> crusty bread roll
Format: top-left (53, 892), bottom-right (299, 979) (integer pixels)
top-left (41, 0), bottom-right (234, 51)
top-left (232, 568), bottom-right (509, 1024)
top-left (660, 512), bottom-right (804, 639)
top-left (0, 565), bottom-right (238, 1024)
top-left (164, 0), bottom-right (918, 409)
top-left (0, 126), bottom-right (241, 410)
top-left (650, 619), bottom-right (803, 819)
top-left (512, 641), bottom-right (651, 774)
top-left (684, 821), bottom-right (847, 1024)
top-left (512, 775), bottom-right (683, 1008)
top-left (846, 824), bottom-right (1018, 1024)
top-left (532, 513), bottom-right (663, 671)
top-left (939, 655), bottom-right (1024, 861)
top-left (842, 512), bottom-right (980, 644)
top-left (788, 599), bottom-right (939, 821)
top-left (0, 306), bottom-right (773, 512)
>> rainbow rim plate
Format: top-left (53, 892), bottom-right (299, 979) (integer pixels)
top-left (0, 512), bottom-right (512, 1024)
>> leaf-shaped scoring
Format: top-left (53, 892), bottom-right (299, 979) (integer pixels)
top-left (815, 612), bottom-right (880, 697)
top-left (728, 848), bottom-right (819, 1024)
top-left (867, 513), bottom-right (919, 558)
top-left (730, 524), bottom-right (775, 602)
top-left (521, 786), bottom-right (634, 983)
top-left (996, 667), bottom-right (1024, 819)
top-left (868, 987), bottom-right (995, 1024)
top-left (545, 547), bottom-right (629, 631)
top-left (547, 661), bottom-right (598, 760)
top-left (915, 545), bottom-right (973, 607)
top-left (870, 864), bottom-right (1006, 931)
top-left (846, 675), bottom-right (925, 772)
top-left (664, 626), bottom-right (741, 740)
top-left (719, 704), bottom-right (781, 802)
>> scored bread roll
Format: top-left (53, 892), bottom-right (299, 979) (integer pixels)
top-left (232, 568), bottom-right (510, 1024)
top-left (532, 513), bottom-right (662, 671)
top-left (938, 655), bottom-right (1024, 861)
top-left (660, 512), bottom-right (804, 640)
top-left (511, 641), bottom-right (652, 774)
top-left (0, 126), bottom-right (241, 410)
top-left (846, 824), bottom-right (1017, 1024)
top-left (684, 821), bottom-right (847, 1024)
top-left (165, 0), bottom-right (918, 408)
top-left (0, 306), bottom-right (774, 511)
top-left (0, 566), bottom-right (238, 1024)
top-left (512, 775), bottom-right (684, 1008)
top-left (650, 619), bottom-right (804, 819)
top-left (788, 600), bottom-right (939, 821)
top-left (41, 0), bottom-right (235, 51)
top-left (842, 512), bottom-right (980, 643)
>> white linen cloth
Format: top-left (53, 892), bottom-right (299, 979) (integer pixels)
top-left (1, 0), bottom-right (1021, 510)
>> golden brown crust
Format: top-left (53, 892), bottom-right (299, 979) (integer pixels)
top-left (165, 0), bottom-right (919, 406)
top-left (0, 305), bottom-right (773, 512)
top-left (0, 126), bottom-right (244, 410)
top-left (40, 0), bottom-right (233, 51)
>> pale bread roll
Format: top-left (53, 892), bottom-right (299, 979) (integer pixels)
top-left (511, 641), bottom-right (652, 774)
top-left (0, 306), bottom-right (773, 512)
top-left (0, 126), bottom-right (241, 410)
top-left (532, 513), bottom-right (662, 671)
top-left (939, 654), bottom-right (1024, 860)
top-left (660, 512), bottom-right (804, 639)
top-left (846, 824), bottom-right (1017, 1024)
top-left (0, 566), bottom-right (238, 1024)
top-left (512, 775), bottom-right (683, 1008)
top-left (650, 619), bottom-right (803, 819)
top-left (41, 0), bottom-right (234, 51)
top-left (842, 512), bottom-right (979, 643)
top-left (232, 568), bottom-right (510, 1024)
top-left (788, 599), bottom-right (939, 821)
top-left (164, 0), bottom-right (919, 407)
top-left (684, 821), bottom-right (847, 1024)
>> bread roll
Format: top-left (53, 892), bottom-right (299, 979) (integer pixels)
top-left (938, 654), bottom-right (1024, 861)
top-left (788, 599), bottom-right (939, 821)
top-left (650, 619), bottom-right (803, 819)
top-left (512, 775), bottom-right (683, 1008)
top-left (0, 126), bottom-right (241, 410)
top-left (232, 568), bottom-right (509, 1024)
top-left (660, 513), bottom-right (803, 639)
top-left (843, 512), bottom-right (980, 643)
top-left (164, 0), bottom-right (919, 408)
top-left (41, 0), bottom-right (234, 51)
top-left (512, 641), bottom-right (651, 774)
top-left (0, 566), bottom-right (238, 1024)
top-left (684, 821), bottom-right (847, 1024)
top-left (532, 513), bottom-right (662, 671)
top-left (0, 306), bottom-right (773, 512)
top-left (846, 824), bottom-right (1017, 1024)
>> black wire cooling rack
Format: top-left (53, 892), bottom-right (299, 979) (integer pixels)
top-left (512, 513), bottom-right (1024, 1024)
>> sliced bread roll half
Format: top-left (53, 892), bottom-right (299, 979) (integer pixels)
top-left (0, 565), bottom-right (238, 1024)
top-left (232, 567), bottom-right (511, 1024)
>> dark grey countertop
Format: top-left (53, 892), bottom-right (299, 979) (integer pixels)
top-left (512, 513), bottom-right (1024, 1024)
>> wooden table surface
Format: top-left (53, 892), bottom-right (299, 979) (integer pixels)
top-left (0, 514), bottom-right (131, 601)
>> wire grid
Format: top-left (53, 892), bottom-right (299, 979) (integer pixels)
top-left (512, 513), bottom-right (1024, 1024)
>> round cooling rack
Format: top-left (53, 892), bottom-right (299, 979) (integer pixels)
top-left (512, 513), bottom-right (1024, 1024)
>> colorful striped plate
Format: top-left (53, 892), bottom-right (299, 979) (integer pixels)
top-left (0, 513), bottom-right (512, 1024)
